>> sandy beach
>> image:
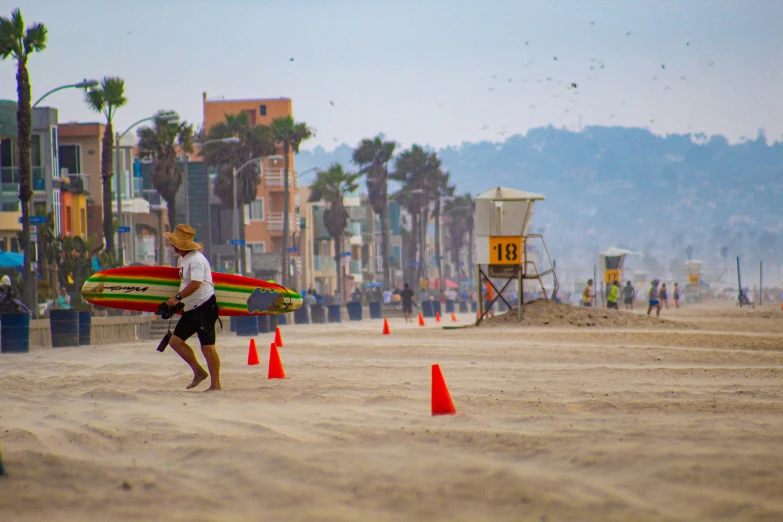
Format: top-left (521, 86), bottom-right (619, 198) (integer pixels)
top-left (1, 302), bottom-right (782, 521)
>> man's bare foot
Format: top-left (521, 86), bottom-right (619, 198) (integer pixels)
top-left (186, 369), bottom-right (209, 390)
top-left (204, 385), bottom-right (221, 392)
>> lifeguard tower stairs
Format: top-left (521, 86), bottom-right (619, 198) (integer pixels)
top-left (474, 187), bottom-right (558, 325)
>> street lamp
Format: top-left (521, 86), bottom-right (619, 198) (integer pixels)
top-left (232, 157), bottom-right (262, 274)
top-left (33, 79), bottom-right (99, 108)
top-left (116, 112), bottom-right (180, 264)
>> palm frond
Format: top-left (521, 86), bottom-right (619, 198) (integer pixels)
top-left (84, 88), bottom-right (105, 114)
top-left (0, 15), bottom-right (22, 58)
top-left (23, 22), bottom-right (46, 53)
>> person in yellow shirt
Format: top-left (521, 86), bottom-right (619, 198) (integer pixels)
top-left (582, 279), bottom-right (594, 307)
top-left (606, 280), bottom-right (619, 309)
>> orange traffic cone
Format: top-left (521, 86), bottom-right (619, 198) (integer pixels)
top-left (435, 312), bottom-right (441, 323)
top-left (247, 338), bottom-right (260, 366)
top-left (268, 342), bottom-right (287, 379)
top-left (418, 313), bottom-right (425, 326)
top-left (274, 327), bottom-right (284, 347)
top-left (431, 364), bottom-right (456, 416)
top-left (382, 318), bottom-right (390, 335)
top-left (451, 312), bottom-right (457, 322)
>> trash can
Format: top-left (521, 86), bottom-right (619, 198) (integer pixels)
top-left (445, 300), bottom-right (455, 314)
top-left (459, 301), bottom-right (468, 313)
top-left (78, 311), bottom-right (92, 346)
top-left (0, 312), bottom-right (30, 354)
top-left (346, 301), bottom-right (362, 321)
top-left (277, 313), bottom-right (288, 326)
top-left (327, 304), bottom-right (342, 323)
top-left (230, 316), bottom-right (237, 332)
top-left (49, 309), bottom-right (79, 348)
top-left (269, 315), bottom-right (278, 331)
top-left (257, 314), bottom-right (271, 334)
top-left (471, 301), bottom-right (477, 313)
top-left (368, 301), bottom-right (382, 319)
top-left (432, 301), bottom-right (442, 317)
top-left (294, 307), bottom-right (310, 324)
top-left (311, 305), bottom-right (326, 324)
top-left (235, 315), bottom-right (258, 336)
top-left (421, 300), bottom-right (434, 318)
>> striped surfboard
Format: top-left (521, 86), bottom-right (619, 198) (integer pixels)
top-left (81, 266), bottom-right (302, 316)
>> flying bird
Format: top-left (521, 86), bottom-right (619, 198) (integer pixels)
top-left (329, 101), bottom-right (335, 106)
top-left (626, 32), bottom-right (631, 36)
top-left (289, 57), bottom-right (294, 61)
top-left (570, 82), bottom-right (578, 89)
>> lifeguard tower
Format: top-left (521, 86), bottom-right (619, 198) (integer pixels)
top-left (474, 187), bottom-right (558, 325)
top-left (599, 247), bottom-right (635, 298)
top-left (685, 259), bottom-right (703, 302)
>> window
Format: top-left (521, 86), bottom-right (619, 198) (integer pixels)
top-left (248, 242), bottom-right (266, 253)
top-left (65, 207), bottom-right (72, 234)
top-left (59, 144), bottom-right (81, 174)
top-left (31, 134), bottom-right (41, 167)
top-left (244, 109), bottom-right (256, 126)
top-left (248, 198), bottom-right (264, 221)
top-left (259, 104), bottom-right (267, 116)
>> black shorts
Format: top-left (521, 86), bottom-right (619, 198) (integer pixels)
top-left (607, 301), bottom-right (618, 309)
top-left (623, 298), bottom-right (633, 305)
top-left (402, 302), bottom-right (412, 313)
top-left (173, 295), bottom-right (219, 345)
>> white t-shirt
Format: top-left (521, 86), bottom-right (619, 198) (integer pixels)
top-left (382, 290), bottom-right (392, 304)
top-left (177, 250), bottom-right (214, 311)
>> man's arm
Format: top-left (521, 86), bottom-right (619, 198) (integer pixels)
top-left (166, 281), bottom-right (202, 307)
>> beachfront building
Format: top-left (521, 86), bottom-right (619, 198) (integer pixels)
top-left (200, 93), bottom-right (298, 278)
top-left (58, 123), bottom-right (158, 264)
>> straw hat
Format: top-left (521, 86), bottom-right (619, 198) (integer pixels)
top-left (163, 224), bottom-right (200, 251)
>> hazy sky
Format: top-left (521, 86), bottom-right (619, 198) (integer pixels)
top-left (1, 0), bottom-right (781, 150)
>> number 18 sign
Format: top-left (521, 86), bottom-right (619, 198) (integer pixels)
top-left (489, 236), bottom-right (522, 265)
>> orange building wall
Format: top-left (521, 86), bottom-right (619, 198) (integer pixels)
top-left (202, 94), bottom-right (296, 258)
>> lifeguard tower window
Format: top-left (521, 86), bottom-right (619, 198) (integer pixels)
top-left (259, 105), bottom-right (267, 116)
top-left (605, 256), bottom-right (623, 270)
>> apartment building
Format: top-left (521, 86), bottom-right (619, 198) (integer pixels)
top-left (0, 102), bottom-right (61, 254)
top-left (201, 93), bottom-right (298, 277)
top-left (58, 123), bottom-right (162, 263)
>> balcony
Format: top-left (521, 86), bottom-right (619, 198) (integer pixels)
top-left (349, 260), bottom-right (362, 275)
top-left (264, 168), bottom-right (295, 191)
top-left (267, 211), bottom-right (298, 235)
top-left (313, 255), bottom-right (336, 273)
top-left (1, 166), bottom-right (46, 192)
top-left (142, 190), bottom-right (168, 211)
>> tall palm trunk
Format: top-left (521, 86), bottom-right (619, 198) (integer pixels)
top-left (101, 123), bottom-right (115, 254)
top-left (16, 57), bottom-right (36, 313)
top-left (417, 207), bottom-right (427, 288)
top-left (380, 203), bottom-right (391, 288)
top-left (468, 225), bottom-right (475, 300)
top-left (333, 236), bottom-right (342, 301)
top-left (434, 199), bottom-right (445, 296)
top-left (281, 143), bottom-right (291, 287)
top-left (406, 212), bottom-right (418, 287)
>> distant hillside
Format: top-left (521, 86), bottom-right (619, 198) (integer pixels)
top-left (296, 126), bottom-right (783, 281)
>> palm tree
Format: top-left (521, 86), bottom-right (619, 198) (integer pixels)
top-left (433, 176), bottom-right (455, 295)
top-left (83, 76), bottom-right (127, 255)
top-left (136, 111), bottom-right (194, 229)
top-left (308, 163), bottom-right (360, 301)
top-left (271, 116), bottom-right (313, 287)
top-left (352, 135), bottom-right (396, 289)
top-left (201, 112), bottom-right (276, 271)
top-left (0, 8), bottom-right (47, 313)
top-left (443, 193), bottom-right (474, 293)
top-left (391, 145), bottom-right (444, 286)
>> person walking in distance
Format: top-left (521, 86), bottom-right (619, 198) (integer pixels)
top-left (673, 282), bottom-right (681, 308)
top-left (400, 283), bottom-right (416, 323)
top-left (606, 280), bottom-right (620, 309)
top-left (659, 283), bottom-right (669, 310)
top-left (164, 225), bottom-right (222, 391)
top-left (622, 281), bottom-right (636, 310)
top-left (647, 279), bottom-right (662, 318)
top-left (582, 279), bottom-right (594, 307)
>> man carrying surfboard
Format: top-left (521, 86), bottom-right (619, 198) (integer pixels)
top-left (163, 224), bottom-right (222, 391)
